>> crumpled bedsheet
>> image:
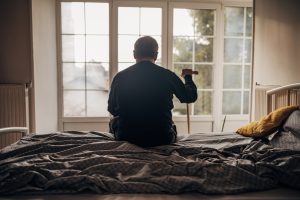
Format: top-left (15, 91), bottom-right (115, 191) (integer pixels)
top-left (0, 131), bottom-right (299, 195)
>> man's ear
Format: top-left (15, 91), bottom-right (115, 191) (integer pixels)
top-left (133, 50), bottom-right (137, 59)
top-left (153, 52), bottom-right (158, 61)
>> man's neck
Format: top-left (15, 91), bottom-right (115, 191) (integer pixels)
top-left (135, 58), bottom-right (155, 63)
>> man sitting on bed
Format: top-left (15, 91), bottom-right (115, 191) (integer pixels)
top-left (108, 36), bottom-right (197, 147)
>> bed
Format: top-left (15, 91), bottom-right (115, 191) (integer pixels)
top-left (1, 83), bottom-right (300, 199)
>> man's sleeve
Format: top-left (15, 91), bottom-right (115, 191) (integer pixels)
top-left (107, 75), bottom-right (119, 116)
top-left (171, 73), bottom-right (198, 103)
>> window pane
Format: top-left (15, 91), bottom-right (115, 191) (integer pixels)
top-left (174, 9), bottom-right (214, 36)
top-left (194, 91), bottom-right (212, 115)
top-left (173, 97), bottom-right (187, 115)
top-left (173, 9), bottom-right (194, 36)
top-left (173, 64), bottom-right (192, 80)
top-left (192, 9), bottom-right (214, 36)
top-left (63, 63), bottom-right (85, 89)
top-left (224, 7), bottom-right (244, 36)
top-left (222, 91), bottom-right (241, 114)
top-left (118, 36), bottom-right (136, 63)
top-left (224, 38), bottom-right (243, 63)
top-left (243, 91), bottom-right (249, 114)
top-left (118, 62), bottom-right (135, 72)
top-left (61, 2), bottom-right (110, 118)
top-left (86, 35), bottom-right (109, 62)
top-left (118, 34), bottom-right (161, 66)
top-left (118, 7), bottom-right (139, 34)
top-left (118, 35), bottom-right (138, 63)
top-left (246, 8), bottom-right (253, 37)
top-left (87, 91), bottom-right (109, 117)
top-left (195, 37), bottom-right (213, 62)
top-left (244, 65), bottom-right (250, 89)
top-left (173, 8), bottom-right (215, 116)
top-left (86, 63), bottom-right (109, 90)
top-left (118, 7), bottom-right (162, 68)
top-left (194, 65), bottom-right (212, 89)
top-left (244, 39), bottom-right (252, 63)
top-left (64, 91), bottom-right (85, 117)
top-left (173, 37), bottom-right (193, 62)
top-left (61, 2), bottom-right (85, 34)
top-left (140, 8), bottom-right (162, 35)
top-left (85, 3), bottom-right (109, 34)
top-left (62, 35), bottom-right (85, 62)
top-left (223, 65), bottom-right (242, 89)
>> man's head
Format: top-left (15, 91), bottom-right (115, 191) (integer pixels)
top-left (134, 36), bottom-right (158, 62)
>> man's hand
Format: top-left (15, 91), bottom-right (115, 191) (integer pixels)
top-left (181, 69), bottom-right (199, 77)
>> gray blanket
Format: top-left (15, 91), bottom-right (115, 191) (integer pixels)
top-left (0, 131), bottom-right (300, 195)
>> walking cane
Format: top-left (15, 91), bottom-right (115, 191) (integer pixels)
top-left (186, 103), bottom-right (190, 134)
top-left (182, 69), bottom-right (198, 134)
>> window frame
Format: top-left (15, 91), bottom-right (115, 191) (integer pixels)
top-left (112, 0), bottom-right (168, 72)
top-left (56, 0), bottom-right (253, 131)
top-left (57, 0), bottom-right (112, 130)
top-left (220, 1), bottom-right (253, 123)
top-left (168, 2), bottom-right (221, 126)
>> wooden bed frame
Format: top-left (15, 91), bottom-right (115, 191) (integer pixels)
top-left (0, 127), bottom-right (28, 137)
top-left (0, 127), bottom-right (28, 149)
top-left (267, 83), bottom-right (300, 113)
top-left (3, 188), bottom-right (300, 200)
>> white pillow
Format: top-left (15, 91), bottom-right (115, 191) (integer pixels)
top-left (282, 110), bottom-right (300, 134)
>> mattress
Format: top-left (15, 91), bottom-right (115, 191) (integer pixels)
top-left (1, 130), bottom-right (300, 195)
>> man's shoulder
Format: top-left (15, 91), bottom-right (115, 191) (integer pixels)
top-left (117, 62), bottom-right (175, 77)
top-left (150, 63), bottom-right (175, 75)
top-left (157, 65), bottom-right (178, 78)
top-left (115, 64), bottom-right (136, 77)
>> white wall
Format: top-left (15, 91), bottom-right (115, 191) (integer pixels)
top-left (253, 0), bottom-right (300, 86)
top-left (32, 0), bottom-right (58, 133)
top-left (252, 0), bottom-right (300, 121)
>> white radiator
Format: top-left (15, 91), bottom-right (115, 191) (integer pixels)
top-left (254, 85), bottom-right (277, 120)
top-left (0, 84), bottom-right (27, 149)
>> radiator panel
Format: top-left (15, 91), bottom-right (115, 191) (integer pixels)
top-left (254, 86), bottom-right (274, 120)
top-left (0, 84), bottom-right (26, 149)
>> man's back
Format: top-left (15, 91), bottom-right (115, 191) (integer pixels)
top-left (108, 61), bottom-right (197, 146)
top-left (109, 61), bottom-right (174, 129)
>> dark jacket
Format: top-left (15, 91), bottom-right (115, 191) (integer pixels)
top-left (108, 61), bottom-right (197, 146)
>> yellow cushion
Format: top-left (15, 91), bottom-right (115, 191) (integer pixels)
top-left (236, 105), bottom-right (299, 137)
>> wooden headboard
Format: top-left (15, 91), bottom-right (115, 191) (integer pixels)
top-left (267, 83), bottom-right (300, 113)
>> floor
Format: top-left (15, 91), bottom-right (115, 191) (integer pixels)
top-left (1, 188), bottom-right (300, 200)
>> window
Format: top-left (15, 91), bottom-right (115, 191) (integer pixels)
top-left (118, 6), bottom-right (162, 71)
top-left (172, 8), bottom-right (215, 116)
top-left (222, 7), bottom-right (253, 115)
top-left (58, 0), bottom-right (253, 132)
top-left (60, 2), bottom-right (110, 117)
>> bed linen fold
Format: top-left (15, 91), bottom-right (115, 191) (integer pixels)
top-left (0, 131), bottom-right (299, 195)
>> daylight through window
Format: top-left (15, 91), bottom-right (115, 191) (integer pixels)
top-left (58, 1), bottom-right (253, 131)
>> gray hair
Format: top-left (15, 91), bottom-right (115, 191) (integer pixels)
top-left (134, 36), bottom-right (158, 59)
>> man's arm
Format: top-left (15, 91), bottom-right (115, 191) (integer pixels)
top-left (171, 72), bottom-right (198, 103)
top-left (107, 75), bottom-right (119, 116)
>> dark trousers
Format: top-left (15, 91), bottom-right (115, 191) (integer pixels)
top-left (109, 117), bottom-right (177, 147)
